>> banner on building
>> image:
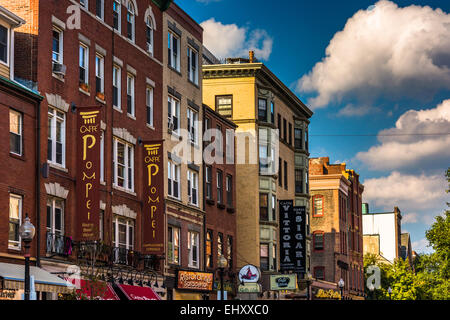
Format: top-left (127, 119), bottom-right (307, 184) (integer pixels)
top-left (142, 141), bottom-right (165, 255)
top-left (279, 201), bottom-right (306, 273)
top-left (270, 274), bottom-right (297, 291)
top-left (76, 107), bottom-right (101, 240)
top-left (176, 271), bottom-right (214, 292)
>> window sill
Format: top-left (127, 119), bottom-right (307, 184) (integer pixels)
top-left (10, 152), bottom-right (25, 161)
top-left (100, 181), bottom-right (106, 186)
top-left (79, 87), bottom-right (90, 96)
top-left (48, 161), bottom-right (68, 173)
top-left (167, 195), bottom-right (182, 202)
top-left (146, 124), bottom-right (155, 131)
top-left (113, 185), bottom-right (136, 196)
top-left (127, 113), bottom-right (136, 120)
top-left (206, 199), bottom-right (215, 205)
top-left (226, 207), bottom-right (235, 214)
top-left (113, 106), bottom-right (123, 113)
top-left (95, 96), bottom-right (106, 104)
top-left (188, 79), bottom-right (199, 89)
top-left (52, 73), bottom-right (65, 82)
top-left (168, 65), bottom-right (182, 76)
top-left (217, 203), bottom-right (226, 210)
top-left (8, 245), bottom-right (21, 252)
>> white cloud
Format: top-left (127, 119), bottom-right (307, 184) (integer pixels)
top-left (356, 99), bottom-right (450, 171)
top-left (337, 104), bottom-right (380, 117)
top-left (412, 238), bottom-right (433, 254)
top-left (297, 0), bottom-right (450, 109)
top-left (200, 18), bottom-right (273, 61)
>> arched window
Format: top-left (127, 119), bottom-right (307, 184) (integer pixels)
top-left (127, 2), bottom-right (135, 41)
top-left (146, 16), bottom-right (153, 54)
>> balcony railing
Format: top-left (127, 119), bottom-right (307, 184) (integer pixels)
top-left (46, 232), bottom-right (73, 256)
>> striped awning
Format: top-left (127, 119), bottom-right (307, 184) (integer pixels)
top-left (0, 262), bottom-right (75, 294)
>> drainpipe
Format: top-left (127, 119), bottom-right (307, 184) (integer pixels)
top-left (202, 105), bottom-right (207, 272)
top-left (36, 99), bottom-right (41, 267)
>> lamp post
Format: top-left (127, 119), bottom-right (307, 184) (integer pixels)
top-left (217, 255), bottom-right (228, 301)
top-left (388, 287), bottom-right (392, 300)
top-left (338, 278), bottom-right (345, 300)
top-left (19, 214), bottom-right (36, 301)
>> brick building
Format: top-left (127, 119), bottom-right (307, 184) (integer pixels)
top-left (309, 157), bottom-right (365, 300)
top-left (0, 0), bottom-right (172, 299)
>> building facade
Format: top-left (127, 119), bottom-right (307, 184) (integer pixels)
top-left (309, 157), bottom-right (365, 299)
top-left (202, 52), bottom-right (313, 299)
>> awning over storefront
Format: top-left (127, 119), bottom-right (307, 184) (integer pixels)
top-left (116, 284), bottom-right (162, 300)
top-left (66, 278), bottom-right (119, 300)
top-left (0, 262), bottom-right (75, 294)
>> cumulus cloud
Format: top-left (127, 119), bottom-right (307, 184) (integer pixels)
top-left (412, 238), bottom-right (433, 254)
top-left (356, 99), bottom-right (450, 171)
top-left (200, 18), bottom-right (273, 61)
top-left (297, 0), bottom-right (450, 109)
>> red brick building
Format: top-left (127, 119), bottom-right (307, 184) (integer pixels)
top-left (1, 0), bottom-right (171, 299)
top-left (309, 157), bottom-right (365, 300)
top-left (203, 104), bottom-right (237, 299)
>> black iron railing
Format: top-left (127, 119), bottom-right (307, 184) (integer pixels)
top-left (46, 232), bottom-right (73, 256)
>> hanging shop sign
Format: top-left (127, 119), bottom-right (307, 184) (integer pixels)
top-left (76, 107), bottom-right (101, 240)
top-left (176, 271), bottom-right (214, 292)
top-left (142, 142), bottom-right (165, 255)
top-left (238, 283), bottom-right (261, 293)
top-left (279, 201), bottom-right (306, 273)
top-left (238, 264), bottom-right (260, 283)
top-left (270, 274), bottom-right (297, 291)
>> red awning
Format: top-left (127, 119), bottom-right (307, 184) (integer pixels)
top-left (66, 278), bottom-right (120, 300)
top-left (117, 284), bottom-right (162, 300)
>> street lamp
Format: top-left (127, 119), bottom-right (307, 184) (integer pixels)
top-left (217, 255), bottom-right (228, 301)
top-left (338, 278), bottom-right (345, 300)
top-left (19, 214), bottom-right (35, 301)
top-left (388, 286), bottom-right (392, 300)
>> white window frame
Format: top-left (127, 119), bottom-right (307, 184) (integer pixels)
top-left (52, 26), bottom-right (63, 64)
top-left (79, 43), bottom-right (89, 85)
top-left (95, 53), bottom-right (104, 94)
top-left (187, 46), bottom-right (198, 85)
top-left (113, 0), bottom-right (121, 32)
top-left (187, 170), bottom-right (198, 206)
top-left (168, 95), bottom-right (180, 133)
top-left (126, 1), bottom-right (135, 42)
top-left (95, 0), bottom-right (104, 20)
top-left (168, 161), bottom-right (180, 199)
top-left (146, 16), bottom-right (154, 55)
top-left (47, 107), bottom-right (66, 167)
top-left (168, 225), bottom-right (180, 264)
top-left (187, 108), bottom-right (198, 144)
top-left (188, 231), bottom-right (200, 269)
top-left (80, 0), bottom-right (88, 9)
top-left (168, 31), bottom-right (180, 71)
top-left (9, 109), bottom-right (22, 156)
top-left (0, 23), bottom-right (9, 65)
top-left (46, 197), bottom-right (64, 236)
top-left (112, 216), bottom-right (134, 250)
top-left (113, 137), bottom-right (134, 192)
top-left (127, 74), bottom-right (135, 117)
top-left (9, 194), bottom-right (22, 250)
top-left (146, 86), bottom-right (154, 127)
top-left (113, 65), bottom-right (121, 109)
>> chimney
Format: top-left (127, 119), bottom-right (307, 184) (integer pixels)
top-left (249, 50), bottom-right (255, 63)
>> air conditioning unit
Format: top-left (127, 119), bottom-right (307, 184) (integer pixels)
top-left (52, 63), bottom-right (66, 76)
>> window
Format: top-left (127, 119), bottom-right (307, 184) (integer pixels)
top-left (288, 123), bottom-right (292, 145)
top-left (278, 157), bottom-right (282, 187)
top-left (227, 236), bottom-right (233, 268)
top-left (277, 114), bottom-right (281, 131)
top-left (216, 95), bottom-right (232, 118)
top-left (99, 210), bottom-right (104, 241)
top-left (271, 195), bottom-right (276, 221)
top-left (168, 95), bottom-right (180, 132)
top-left (95, 54), bottom-right (104, 95)
top-left (9, 194), bottom-right (22, 249)
top-left (113, 138), bottom-right (134, 191)
top-left (187, 47), bottom-right (198, 85)
top-left (270, 101), bottom-right (275, 124)
top-left (272, 244), bottom-right (277, 270)
top-left (259, 144), bottom-right (268, 172)
top-left (260, 244), bottom-right (269, 271)
top-left (146, 16), bottom-right (154, 54)
top-left (260, 193), bottom-right (268, 221)
top-left (168, 32), bottom-right (180, 71)
top-left (283, 118), bottom-right (287, 141)
top-left (313, 232), bottom-right (324, 251)
top-left (226, 175), bottom-right (232, 207)
top-left (205, 166), bottom-right (212, 200)
top-left (96, 0), bottom-right (104, 19)
top-left (314, 267), bottom-right (325, 280)
top-left (305, 129), bottom-right (309, 152)
top-left (113, 0), bottom-right (121, 31)
top-left (47, 198), bottom-right (64, 237)
top-left (188, 231), bottom-right (199, 268)
top-left (295, 169), bottom-right (303, 194)
top-left (126, 2), bottom-right (135, 41)
top-left (79, 43), bottom-right (89, 85)
top-left (10, 109), bottom-right (22, 155)
top-left (168, 161), bottom-right (180, 199)
top-left (206, 230), bottom-right (213, 268)
top-left (217, 233), bottom-right (224, 258)
top-left (187, 170), bottom-right (198, 206)
top-left (313, 195), bottom-right (324, 217)
top-left (113, 65), bottom-right (121, 108)
top-left (80, 0), bottom-right (88, 9)
top-left (284, 161), bottom-right (288, 190)
top-left (258, 98), bottom-right (267, 122)
top-left (127, 74), bottom-right (135, 116)
top-left (0, 25), bottom-right (7, 63)
top-left (100, 131), bottom-right (105, 182)
top-left (47, 107), bottom-right (65, 167)
top-left (146, 86), bottom-right (154, 127)
top-left (112, 216), bottom-right (134, 250)
top-left (168, 226), bottom-right (180, 264)
top-left (187, 108), bottom-right (198, 144)
top-left (217, 170), bottom-right (223, 204)
top-left (216, 124), bottom-right (224, 160)
top-left (294, 128), bottom-right (302, 149)
top-left (52, 27), bottom-right (63, 64)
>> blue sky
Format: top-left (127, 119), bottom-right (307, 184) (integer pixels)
top-left (179, 0), bottom-right (450, 253)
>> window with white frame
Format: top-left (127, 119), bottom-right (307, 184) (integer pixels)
top-left (127, 74), bottom-right (135, 116)
top-left (112, 216), bottom-right (134, 250)
top-left (126, 1), bottom-right (135, 42)
top-left (52, 27), bottom-right (63, 64)
top-left (205, 166), bottom-right (212, 200)
top-left (47, 197), bottom-right (64, 236)
top-left (0, 24), bottom-right (8, 64)
top-left (168, 161), bottom-right (180, 199)
top-left (10, 109), bottom-right (22, 156)
top-left (95, 54), bottom-right (104, 95)
top-left (113, 65), bottom-right (121, 109)
top-left (47, 107), bottom-right (65, 167)
top-left (100, 131), bottom-right (105, 182)
top-left (146, 86), bottom-right (154, 127)
top-left (187, 108), bottom-right (198, 144)
top-left (226, 175), bottom-right (232, 207)
top-left (113, 0), bottom-right (121, 31)
top-left (79, 43), bottom-right (89, 85)
top-left (187, 170), bottom-right (198, 206)
top-left (96, 0), bottom-right (104, 20)
top-left (168, 31), bottom-right (180, 71)
top-left (188, 231), bottom-right (199, 268)
top-left (187, 47), bottom-right (198, 85)
top-left (146, 16), bottom-right (154, 54)
top-left (9, 194), bottom-right (22, 249)
top-left (113, 137), bottom-right (134, 192)
top-left (167, 95), bottom-right (179, 132)
top-left (217, 170), bottom-right (223, 204)
top-left (168, 226), bottom-right (180, 264)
